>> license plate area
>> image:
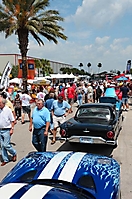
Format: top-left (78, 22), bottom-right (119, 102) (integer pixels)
top-left (80, 137), bottom-right (93, 143)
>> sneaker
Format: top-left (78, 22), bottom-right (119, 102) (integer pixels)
top-left (12, 155), bottom-right (17, 162)
top-left (1, 162), bottom-right (8, 166)
top-left (51, 140), bottom-right (56, 145)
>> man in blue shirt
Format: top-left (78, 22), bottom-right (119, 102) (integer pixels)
top-left (51, 96), bottom-right (71, 144)
top-left (45, 93), bottom-right (55, 134)
top-left (29, 99), bottom-right (50, 152)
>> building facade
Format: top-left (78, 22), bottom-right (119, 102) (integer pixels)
top-left (0, 54), bottom-right (73, 74)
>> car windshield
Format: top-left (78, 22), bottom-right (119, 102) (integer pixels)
top-left (76, 107), bottom-right (111, 120)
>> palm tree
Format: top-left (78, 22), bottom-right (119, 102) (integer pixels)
top-left (34, 59), bottom-right (42, 77)
top-left (97, 63), bottom-right (102, 73)
top-left (87, 62), bottom-right (91, 73)
top-left (79, 63), bottom-right (83, 70)
top-left (40, 59), bottom-right (52, 76)
top-left (0, 0), bottom-right (67, 91)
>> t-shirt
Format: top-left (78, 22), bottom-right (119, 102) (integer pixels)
top-left (120, 86), bottom-right (129, 98)
top-left (21, 94), bottom-right (32, 106)
top-left (51, 100), bottom-right (71, 116)
top-left (0, 106), bottom-right (14, 128)
top-left (37, 92), bottom-right (45, 100)
top-left (14, 97), bottom-right (21, 108)
top-left (67, 87), bottom-right (75, 99)
top-left (6, 100), bottom-right (14, 112)
top-left (45, 98), bottom-right (54, 112)
top-left (32, 107), bottom-right (50, 129)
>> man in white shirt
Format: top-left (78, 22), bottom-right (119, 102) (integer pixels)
top-left (21, 90), bottom-right (32, 124)
top-left (0, 97), bottom-right (17, 166)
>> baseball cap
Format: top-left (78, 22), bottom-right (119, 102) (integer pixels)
top-left (1, 92), bottom-right (7, 99)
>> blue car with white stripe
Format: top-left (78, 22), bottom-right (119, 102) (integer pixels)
top-left (0, 152), bottom-right (121, 199)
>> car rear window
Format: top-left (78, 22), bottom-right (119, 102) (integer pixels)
top-left (76, 107), bottom-right (111, 120)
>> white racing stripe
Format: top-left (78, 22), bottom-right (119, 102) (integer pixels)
top-left (0, 183), bottom-right (26, 199)
top-left (58, 152), bottom-right (86, 182)
top-left (21, 184), bottom-right (53, 199)
top-left (38, 151), bottom-right (71, 179)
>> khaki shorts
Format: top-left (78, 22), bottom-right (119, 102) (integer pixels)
top-left (87, 93), bottom-right (93, 99)
top-left (53, 115), bottom-right (66, 128)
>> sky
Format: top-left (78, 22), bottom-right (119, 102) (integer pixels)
top-left (0, 0), bottom-right (132, 73)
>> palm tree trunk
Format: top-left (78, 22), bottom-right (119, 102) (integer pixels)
top-left (18, 28), bottom-right (29, 91)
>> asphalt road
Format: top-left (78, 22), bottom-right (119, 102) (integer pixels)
top-left (0, 102), bottom-right (132, 198)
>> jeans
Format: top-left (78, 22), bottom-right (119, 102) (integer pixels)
top-left (0, 129), bottom-right (16, 162)
top-left (77, 94), bottom-right (83, 106)
top-left (32, 127), bottom-right (48, 152)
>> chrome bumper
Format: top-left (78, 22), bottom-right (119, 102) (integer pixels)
top-left (60, 136), bottom-right (117, 145)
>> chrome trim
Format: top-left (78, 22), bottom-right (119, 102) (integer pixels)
top-left (59, 136), bottom-right (116, 145)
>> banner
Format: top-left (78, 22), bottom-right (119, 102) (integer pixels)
top-left (0, 61), bottom-right (12, 89)
top-left (18, 59), bottom-right (35, 79)
top-left (126, 60), bottom-right (131, 74)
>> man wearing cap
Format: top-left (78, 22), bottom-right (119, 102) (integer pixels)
top-left (51, 96), bottom-right (71, 144)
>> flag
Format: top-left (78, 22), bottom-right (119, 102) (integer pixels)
top-left (0, 62), bottom-right (12, 89)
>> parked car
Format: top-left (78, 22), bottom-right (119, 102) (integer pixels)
top-left (60, 103), bottom-right (123, 147)
top-left (100, 87), bottom-right (122, 111)
top-left (0, 151), bottom-right (121, 199)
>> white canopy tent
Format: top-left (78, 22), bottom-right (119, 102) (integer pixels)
top-left (45, 73), bottom-right (76, 79)
top-left (31, 77), bottom-right (51, 85)
top-left (9, 78), bottom-right (22, 85)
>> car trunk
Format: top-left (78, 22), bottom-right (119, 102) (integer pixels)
top-left (66, 118), bottom-right (112, 139)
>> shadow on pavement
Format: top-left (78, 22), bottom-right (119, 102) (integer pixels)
top-left (57, 142), bottom-right (115, 157)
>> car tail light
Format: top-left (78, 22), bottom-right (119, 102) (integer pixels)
top-left (61, 129), bottom-right (66, 137)
top-left (107, 131), bottom-right (114, 139)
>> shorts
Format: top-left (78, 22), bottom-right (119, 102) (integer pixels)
top-left (68, 98), bottom-right (74, 105)
top-left (87, 93), bottom-right (93, 99)
top-left (22, 106), bottom-right (31, 114)
top-left (122, 97), bottom-right (128, 104)
top-left (53, 115), bottom-right (66, 129)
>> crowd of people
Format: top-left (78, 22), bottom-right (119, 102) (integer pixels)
top-left (0, 78), bottom-right (132, 166)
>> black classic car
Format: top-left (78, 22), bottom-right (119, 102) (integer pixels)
top-left (60, 103), bottom-right (123, 147)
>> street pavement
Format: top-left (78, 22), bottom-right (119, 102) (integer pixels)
top-left (0, 102), bottom-right (132, 198)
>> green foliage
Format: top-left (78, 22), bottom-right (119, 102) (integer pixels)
top-left (130, 68), bottom-right (132, 75)
top-left (0, 0), bottom-right (67, 90)
top-left (35, 58), bottom-right (53, 77)
top-left (97, 63), bottom-right (102, 68)
top-left (60, 67), bottom-right (90, 76)
top-left (11, 65), bottom-right (18, 78)
top-left (87, 62), bottom-right (91, 67)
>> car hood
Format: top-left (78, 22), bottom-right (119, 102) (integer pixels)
top-left (1, 152), bottom-right (120, 199)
